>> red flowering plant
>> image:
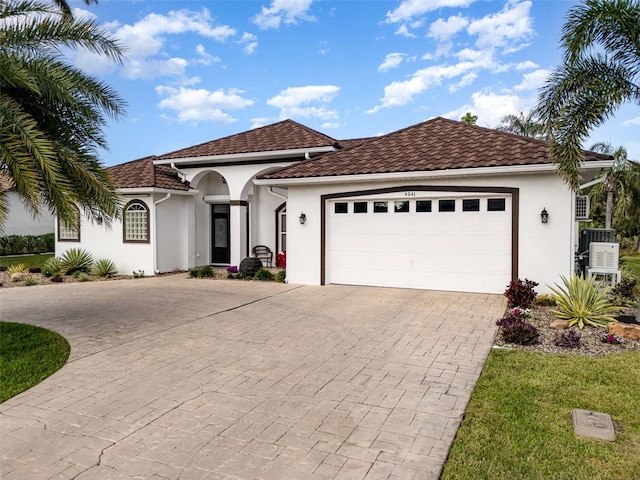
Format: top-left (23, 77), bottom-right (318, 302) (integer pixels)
top-left (276, 251), bottom-right (286, 269)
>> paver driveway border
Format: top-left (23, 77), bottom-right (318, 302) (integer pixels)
top-left (0, 275), bottom-right (506, 479)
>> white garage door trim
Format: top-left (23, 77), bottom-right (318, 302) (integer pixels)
top-left (321, 185), bottom-right (519, 293)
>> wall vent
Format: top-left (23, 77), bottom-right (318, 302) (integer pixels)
top-left (576, 195), bottom-right (590, 220)
top-left (589, 242), bottom-right (619, 269)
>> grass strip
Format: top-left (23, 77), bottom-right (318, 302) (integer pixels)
top-left (441, 349), bottom-right (640, 480)
top-left (0, 322), bottom-right (70, 403)
top-left (0, 253), bottom-right (54, 269)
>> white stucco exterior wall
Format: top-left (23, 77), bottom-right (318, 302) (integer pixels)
top-left (283, 172), bottom-right (573, 294)
top-left (4, 192), bottom-right (55, 236)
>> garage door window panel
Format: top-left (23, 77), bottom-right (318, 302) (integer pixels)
top-left (463, 199), bottom-right (480, 212)
top-left (394, 201), bottom-right (409, 213)
top-left (416, 200), bottom-right (432, 212)
top-left (334, 202), bottom-right (348, 214)
top-left (354, 202), bottom-right (368, 213)
top-left (488, 198), bottom-right (506, 211)
top-left (374, 201), bottom-right (388, 213)
top-left (439, 199), bottom-right (456, 212)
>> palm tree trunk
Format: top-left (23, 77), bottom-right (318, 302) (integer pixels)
top-left (605, 190), bottom-right (614, 229)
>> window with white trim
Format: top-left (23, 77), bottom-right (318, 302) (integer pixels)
top-left (124, 200), bottom-right (149, 243)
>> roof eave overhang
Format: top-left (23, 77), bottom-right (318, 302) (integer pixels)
top-left (254, 160), bottom-right (615, 187)
top-left (153, 146), bottom-right (336, 166)
top-left (117, 187), bottom-right (198, 195)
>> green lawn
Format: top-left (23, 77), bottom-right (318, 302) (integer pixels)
top-left (0, 253), bottom-right (54, 269)
top-left (441, 349), bottom-right (640, 480)
top-left (0, 322), bottom-right (70, 403)
top-left (621, 255), bottom-right (640, 280)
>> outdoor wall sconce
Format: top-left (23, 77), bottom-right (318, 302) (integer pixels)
top-left (299, 212), bottom-right (307, 224)
top-left (540, 208), bottom-right (549, 224)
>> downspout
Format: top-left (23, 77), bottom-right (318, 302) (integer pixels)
top-left (153, 193), bottom-right (172, 274)
top-left (171, 162), bottom-right (187, 183)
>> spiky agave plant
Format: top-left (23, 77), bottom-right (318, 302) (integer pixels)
top-left (92, 258), bottom-right (117, 277)
top-left (59, 248), bottom-right (94, 275)
top-left (549, 274), bottom-right (620, 329)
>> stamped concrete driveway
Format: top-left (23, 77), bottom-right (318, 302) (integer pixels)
top-left (0, 276), bottom-right (506, 480)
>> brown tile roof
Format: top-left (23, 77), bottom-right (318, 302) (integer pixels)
top-left (159, 119), bottom-right (339, 160)
top-left (260, 117), bottom-right (612, 180)
top-left (108, 156), bottom-right (191, 191)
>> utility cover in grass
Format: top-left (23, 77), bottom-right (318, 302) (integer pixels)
top-left (572, 409), bottom-right (616, 441)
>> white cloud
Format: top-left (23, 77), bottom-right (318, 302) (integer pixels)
top-left (367, 61), bottom-right (482, 113)
top-left (239, 33), bottom-right (259, 55)
top-left (622, 116), bottom-right (640, 126)
top-left (267, 85), bottom-right (340, 120)
top-left (156, 86), bottom-right (253, 123)
top-left (251, 117), bottom-right (272, 129)
top-left (379, 53), bottom-right (406, 72)
top-left (194, 44), bottom-right (221, 66)
top-left (515, 60), bottom-right (538, 70)
top-left (428, 14), bottom-right (469, 41)
top-left (442, 91), bottom-right (534, 127)
top-left (395, 24), bottom-right (417, 38)
top-left (448, 73), bottom-right (477, 92)
top-left (322, 122), bottom-right (341, 129)
top-left (513, 69), bottom-right (550, 91)
top-left (386, 0), bottom-right (475, 24)
top-left (467, 1), bottom-right (534, 51)
top-left (252, 0), bottom-right (314, 30)
top-left (75, 8), bottom-right (237, 80)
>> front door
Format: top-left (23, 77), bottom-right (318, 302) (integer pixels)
top-left (212, 204), bottom-right (230, 264)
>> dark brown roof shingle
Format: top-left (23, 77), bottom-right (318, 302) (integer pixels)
top-left (261, 117), bottom-right (612, 180)
top-left (108, 156), bottom-right (190, 191)
top-left (159, 119), bottom-right (339, 160)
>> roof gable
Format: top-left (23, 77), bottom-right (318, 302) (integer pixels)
top-left (108, 156), bottom-right (191, 191)
top-left (260, 117), bottom-right (612, 180)
top-left (159, 119), bottom-right (339, 160)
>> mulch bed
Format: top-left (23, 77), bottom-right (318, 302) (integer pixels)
top-left (493, 305), bottom-right (640, 356)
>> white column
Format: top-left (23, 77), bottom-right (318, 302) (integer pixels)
top-left (229, 201), bottom-right (248, 267)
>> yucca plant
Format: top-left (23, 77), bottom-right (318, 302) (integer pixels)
top-left (6, 263), bottom-right (26, 275)
top-left (74, 271), bottom-right (90, 282)
top-left (92, 258), bottom-right (117, 278)
top-left (59, 248), bottom-right (94, 275)
top-left (549, 274), bottom-right (620, 329)
top-left (22, 276), bottom-right (38, 286)
top-left (42, 257), bottom-right (63, 277)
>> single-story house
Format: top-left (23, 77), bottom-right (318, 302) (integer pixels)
top-left (55, 118), bottom-right (612, 294)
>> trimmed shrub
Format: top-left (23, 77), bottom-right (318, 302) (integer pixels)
top-left (554, 330), bottom-right (581, 348)
top-left (197, 266), bottom-right (214, 278)
top-left (0, 233), bottom-right (54, 255)
top-left (239, 257), bottom-right (263, 278)
top-left (535, 293), bottom-right (557, 306)
top-left (93, 259), bottom-right (117, 278)
top-left (500, 319), bottom-right (539, 345)
top-left (504, 278), bottom-right (538, 308)
top-left (255, 268), bottom-right (274, 281)
top-left (496, 314), bottom-right (539, 345)
top-left (59, 248), bottom-right (93, 275)
top-left (276, 270), bottom-right (286, 283)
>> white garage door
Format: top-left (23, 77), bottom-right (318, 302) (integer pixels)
top-left (326, 192), bottom-right (512, 294)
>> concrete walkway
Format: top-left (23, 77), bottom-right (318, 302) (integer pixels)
top-left (0, 276), bottom-right (506, 479)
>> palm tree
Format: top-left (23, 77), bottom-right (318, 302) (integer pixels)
top-left (536, 0), bottom-right (640, 191)
top-left (496, 111), bottom-right (548, 140)
top-left (53, 0), bottom-right (97, 19)
top-left (460, 112), bottom-right (478, 125)
top-left (587, 143), bottom-right (629, 229)
top-left (0, 0), bottom-right (125, 232)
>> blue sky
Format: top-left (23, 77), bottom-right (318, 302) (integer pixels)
top-left (69, 0), bottom-right (640, 167)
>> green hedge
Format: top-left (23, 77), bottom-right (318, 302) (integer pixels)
top-left (0, 234), bottom-right (55, 256)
